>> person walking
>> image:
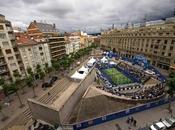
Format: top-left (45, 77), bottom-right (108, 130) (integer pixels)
top-left (133, 119), bottom-right (137, 127)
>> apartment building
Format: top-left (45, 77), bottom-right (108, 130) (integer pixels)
top-left (27, 20), bottom-right (58, 40)
top-left (0, 14), bottom-right (23, 81)
top-left (27, 20), bottom-right (66, 60)
top-left (16, 33), bottom-right (51, 74)
top-left (100, 17), bottom-right (175, 71)
top-left (48, 36), bottom-right (66, 60)
top-left (65, 36), bottom-right (80, 54)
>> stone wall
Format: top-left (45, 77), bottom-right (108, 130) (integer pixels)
top-left (59, 67), bottom-right (96, 123)
top-left (28, 99), bottom-right (60, 125)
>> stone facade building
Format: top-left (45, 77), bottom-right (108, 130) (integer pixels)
top-left (65, 36), bottom-right (80, 55)
top-left (0, 14), bottom-right (24, 81)
top-left (48, 36), bottom-right (66, 60)
top-left (16, 33), bottom-right (51, 74)
top-left (27, 20), bottom-right (66, 60)
top-left (100, 17), bottom-right (175, 71)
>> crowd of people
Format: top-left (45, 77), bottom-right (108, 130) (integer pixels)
top-left (95, 57), bottom-right (165, 101)
top-left (131, 83), bottom-right (165, 100)
top-left (28, 120), bottom-right (57, 130)
top-left (117, 62), bottom-right (150, 84)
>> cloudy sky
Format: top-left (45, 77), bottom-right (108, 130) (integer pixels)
top-left (0, 0), bottom-right (175, 32)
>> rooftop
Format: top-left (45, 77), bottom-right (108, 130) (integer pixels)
top-left (69, 84), bottom-right (135, 123)
top-left (32, 20), bottom-right (57, 33)
top-left (16, 33), bottom-right (38, 46)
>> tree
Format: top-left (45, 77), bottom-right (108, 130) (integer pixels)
top-left (26, 76), bottom-right (37, 98)
top-left (27, 67), bottom-right (37, 97)
top-left (0, 104), bottom-right (8, 121)
top-left (0, 77), bottom-right (4, 86)
top-left (13, 70), bottom-right (25, 94)
top-left (2, 83), bottom-right (13, 102)
top-left (44, 63), bottom-right (49, 74)
top-left (167, 74), bottom-right (175, 116)
top-left (52, 60), bottom-right (60, 72)
top-left (27, 67), bottom-right (34, 76)
top-left (10, 83), bottom-right (24, 108)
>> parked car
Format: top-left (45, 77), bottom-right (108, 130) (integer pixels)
top-left (51, 76), bottom-right (58, 83)
top-left (150, 122), bottom-right (166, 130)
top-left (47, 76), bottom-right (58, 87)
top-left (162, 117), bottom-right (175, 129)
top-left (42, 82), bottom-right (49, 88)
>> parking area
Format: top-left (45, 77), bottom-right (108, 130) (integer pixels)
top-left (84, 101), bottom-right (175, 130)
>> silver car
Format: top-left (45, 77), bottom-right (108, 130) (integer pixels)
top-left (162, 117), bottom-right (175, 129)
top-left (150, 122), bottom-right (166, 130)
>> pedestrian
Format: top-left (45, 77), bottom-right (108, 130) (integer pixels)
top-left (48, 92), bottom-right (51, 96)
top-left (130, 116), bottom-right (134, 123)
top-left (159, 118), bottom-right (162, 122)
top-left (133, 120), bottom-right (137, 127)
top-left (127, 117), bottom-right (130, 124)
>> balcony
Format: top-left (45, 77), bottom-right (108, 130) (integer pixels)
top-left (0, 69), bottom-right (8, 74)
top-left (9, 35), bottom-right (15, 40)
top-left (7, 27), bottom-right (13, 33)
top-left (51, 48), bottom-right (65, 54)
top-left (0, 55), bottom-right (4, 58)
top-left (0, 62), bottom-right (6, 66)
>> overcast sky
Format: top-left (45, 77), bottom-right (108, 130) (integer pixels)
top-left (0, 0), bottom-right (175, 32)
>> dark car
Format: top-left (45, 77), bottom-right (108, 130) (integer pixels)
top-left (42, 82), bottom-right (49, 88)
top-left (47, 76), bottom-right (58, 87)
top-left (51, 76), bottom-right (58, 83)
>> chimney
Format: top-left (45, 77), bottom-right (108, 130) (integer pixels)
top-left (53, 23), bottom-right (56, 29)
top-left (34, 20), bottom-right (37, 24)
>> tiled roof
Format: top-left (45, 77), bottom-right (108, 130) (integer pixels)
top-left (35, 22), bottom-right (57, 33)
top-left (16, 33), bottom-right (37, 45)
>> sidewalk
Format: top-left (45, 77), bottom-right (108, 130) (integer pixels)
top-left (0, 52), bottom-right (94, 129)
top-left (0, 72), bottom-right (60, 129)
top-left (84, 101), bottom-right (175, 130)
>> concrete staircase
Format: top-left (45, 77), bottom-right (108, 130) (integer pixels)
top-left (3, 77), bottom-right (72, 130)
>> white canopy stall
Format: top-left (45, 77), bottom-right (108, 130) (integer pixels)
top-left (78, 65), bottom-right (89, 74)
top-left (101, 56), bottom-right (108, 63)
top-left (71, 71), bottom-right (87, 80)
top-left (87, 57), bottom-right (96, 67)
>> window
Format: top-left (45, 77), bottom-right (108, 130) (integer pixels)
top-left (8, 56), bottom-right (14, 60)
top-left (157, 40), bottom-right (161, 43)
top-left (170, 46), bottom-right (173, 51)
top-left (163, 46), bottom-right (166, 50)
top-left (2, 41), bottom-right (9, 47)
top-left (168, 53), bottom-right (171, 57)
top-left (151, 44), bottom-right (153, 48)
top-left (10, 63), bottom-right (16, 67)
top-left (154, 45), bottom-right (159, 49)
top-left (159, 33), bottom-right (163, 36)
top-left (154, 51), bottom-right (157, 54)
top-left (164, 40), bottom-right (167, 44)
top-left (0, 25), bottom-right (4, 30)
top-left (0, 33), bottom-right (6, 39)
top-left (39, 47), bottom-right (42, 50)
top-left (162, 52), bottom-right (165, 56)
top-left (5, 49), bottom-right (12, 54)
top-left (40, 52), bottom-right (44, 56)
top-left (171, 40), bottom-right (175, 44)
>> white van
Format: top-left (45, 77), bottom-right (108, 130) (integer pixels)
top-left (150, 122), bottom-right (166, 130)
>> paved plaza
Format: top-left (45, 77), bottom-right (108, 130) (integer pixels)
top-left (84, 101), bottom-right (175, 130)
